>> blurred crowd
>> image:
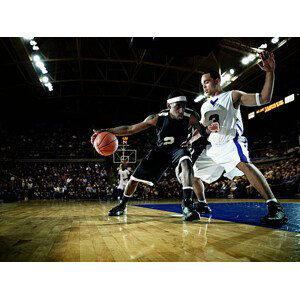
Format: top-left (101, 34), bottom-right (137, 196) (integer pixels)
top-left (1, 123), bottom-right (298, 160)
top-left (0, 121), bottom-right (299, 202)
top-left (0, 162), bottom-right (113, 202)
top-left (205, 157), bottom-right (300, 198)
top-left (0, 124), bottom-right (154, 159)
top-left (0, 157), bottom-right (299, 202)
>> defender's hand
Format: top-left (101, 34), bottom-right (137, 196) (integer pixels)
top-left (258, 51), bottom-right (275, 72)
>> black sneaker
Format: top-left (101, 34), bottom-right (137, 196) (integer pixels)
top-left (193, 201), bottom-right (212, 214)
top-left (108, 202), bottom-right (127, 216)
top-left (182, 201), bottom-right (200, 221)
top-left (261, 201), bottom-right (288, 226)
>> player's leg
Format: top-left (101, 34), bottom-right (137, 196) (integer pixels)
top-left (180, 158), bottom-right (200, 221)
top-left (191, 149), bottom-right (224, 214)
top-left (109, 149), bottom-right (162, 216)
top-left (108, 179), bottom-right (138, 216)
top-left (192, 177), bottom-right (212, 214)
top-left (236, 162), bottom-right (287, 225)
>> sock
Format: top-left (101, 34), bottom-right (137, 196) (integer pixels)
top-left (197, 198), bottom-right (207, 203)
top-left (182, 187), bottom-right (193, 204)
top-left (266, 198), bottom-right (278, 204)
top-left (120, 194), bottom-right (131, 205)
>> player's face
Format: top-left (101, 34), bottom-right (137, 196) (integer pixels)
top-left (169, 102), bottom-right (186, 119)
top-left (201, 73), bottom-right (219, 96)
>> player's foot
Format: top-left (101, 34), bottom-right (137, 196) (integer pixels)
top-left (193, 201), bottom-right (212, 214)
top-left (261, 201), bottom-right (288, 226)
top-left (108, 202), bottom-right (127, 216)
top-left (182, 201), bottom-right (200, 221)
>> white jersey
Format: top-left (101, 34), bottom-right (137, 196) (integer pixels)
top-left (201, 91), bottom-right (244, 145)
top-left (118, 168), bottom-right (131, 184)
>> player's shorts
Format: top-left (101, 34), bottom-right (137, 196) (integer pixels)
top-left (193, 135), bottom-right (250, 183)
top-left (117, 181), bottom-right (128, 190)
top-left (131, 147), bottom-right (192, 186)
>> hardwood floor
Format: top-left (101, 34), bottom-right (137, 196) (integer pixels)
top-left (0, 200), bottom-right (299, 262)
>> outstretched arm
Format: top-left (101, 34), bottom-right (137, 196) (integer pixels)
top-left (232, 51), bottom-right (275, 107)
top-left (91, 114), bottom-right (158, 144)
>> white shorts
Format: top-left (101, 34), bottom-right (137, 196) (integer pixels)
top-left (117, 181), bottom-right (128, 190)
top-left (193, 136), bottom-right (250, 183)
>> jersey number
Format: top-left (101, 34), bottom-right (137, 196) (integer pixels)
top-left (163, 137), bottom-right (175, 145)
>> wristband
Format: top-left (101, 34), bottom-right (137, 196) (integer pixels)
top-left (255, 93), bottom-right (262, 106)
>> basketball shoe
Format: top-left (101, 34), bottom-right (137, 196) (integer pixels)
top-left (193, 201), bottom-right (212, 214)
top-left (261, 201), bottom-right (288, 226)
top-left (108, 201), bottom-right (127, 216)
top-left (182, 201), bottom-right (200, 221)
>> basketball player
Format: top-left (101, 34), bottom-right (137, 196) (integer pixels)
top-left (190, 50), bottom-right (287, 225)
top-left (91, 93), bottom-right (205, 221)
top-left (115, 161), bottom-right (131, 200)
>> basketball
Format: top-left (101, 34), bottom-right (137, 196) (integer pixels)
top-left (93, 132), bottom-right (118, 156)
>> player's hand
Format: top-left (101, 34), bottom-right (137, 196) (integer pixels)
top-left (90, 131), bottom-right (99, 145)
top-left (258, 51), bottom-right (275, 72)
top-left (207, 122), bottom-right (220, 133)
top-left (91, 129), bottom-right (110, 144)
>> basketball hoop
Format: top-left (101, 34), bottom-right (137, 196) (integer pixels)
top-left (113, 136), bottom-right (137, 164)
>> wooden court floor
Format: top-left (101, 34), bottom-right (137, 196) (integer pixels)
top-left (0, 200), bottom-right (299, 262)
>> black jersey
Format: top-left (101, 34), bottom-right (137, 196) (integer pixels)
top-left (155, 108), bottom-right (199, 148)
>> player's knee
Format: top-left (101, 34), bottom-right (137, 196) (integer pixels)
top-left (237, 162), bottom-right (252, 173)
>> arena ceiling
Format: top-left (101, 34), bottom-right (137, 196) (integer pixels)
top-left (0, 37), bottom-right (299, 125)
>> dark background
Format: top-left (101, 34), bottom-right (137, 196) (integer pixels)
top-left (0, 37), bottom-right (299, 140)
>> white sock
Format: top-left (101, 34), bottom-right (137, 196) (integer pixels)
top-left (198, 199), bottom-right (207, 203)
top-left (266, 198), bottom-right (278, 204)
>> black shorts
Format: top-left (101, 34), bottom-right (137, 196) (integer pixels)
top-left (131, 147), bottom-right (192, 186)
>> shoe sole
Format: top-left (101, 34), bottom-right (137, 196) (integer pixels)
top-left (108, 209), bottom-right (127, 216)
top-left (261, 216), bottom-right (288, 226)
top-left (183, 212), bottom-right (200, 221)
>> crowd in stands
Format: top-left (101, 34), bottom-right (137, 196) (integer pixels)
top-left (0, 162), bottom-right (113, 202)
top-left (0, 123), bottom-right (154, 159)
top-left (0, 121), bottom-right (299, 202)
top-left (1, 122), bottom-right (299, 160)
top-left (0, 157), bottom-right (299, 202)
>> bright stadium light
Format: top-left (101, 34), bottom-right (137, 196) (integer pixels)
top-left (45, 82), bottom-right (53, 91)
top-left (33, 55), bottom-right (41, 62)
top-left (221, 73), bottom-right (231, 86)
top-left (241, 57), bottom-right (249, 65)
top-left (41, 76), bottom-right (49, 84)
top-left (259, 43), bottom-right (268, 49)
top-left (35, 60), bottom-right (44, 68)
top-left (248, 54), bottom-right (256, 62)
top-left (229, 68), bottom-right (235, 75)
top-left (271, 37), bottom-right (279, 44)
top-left (194, 94), bottom-right (206, 103)
top-left (23, 37), bottom-right (54, 92)
top-left (223, 73), bottom-right (231, 81)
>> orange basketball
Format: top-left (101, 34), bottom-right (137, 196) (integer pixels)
top-left (93, 132), bottom-right (118, 156)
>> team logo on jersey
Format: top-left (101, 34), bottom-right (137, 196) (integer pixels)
top-left (210, 98), bottom-right (219, 106)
